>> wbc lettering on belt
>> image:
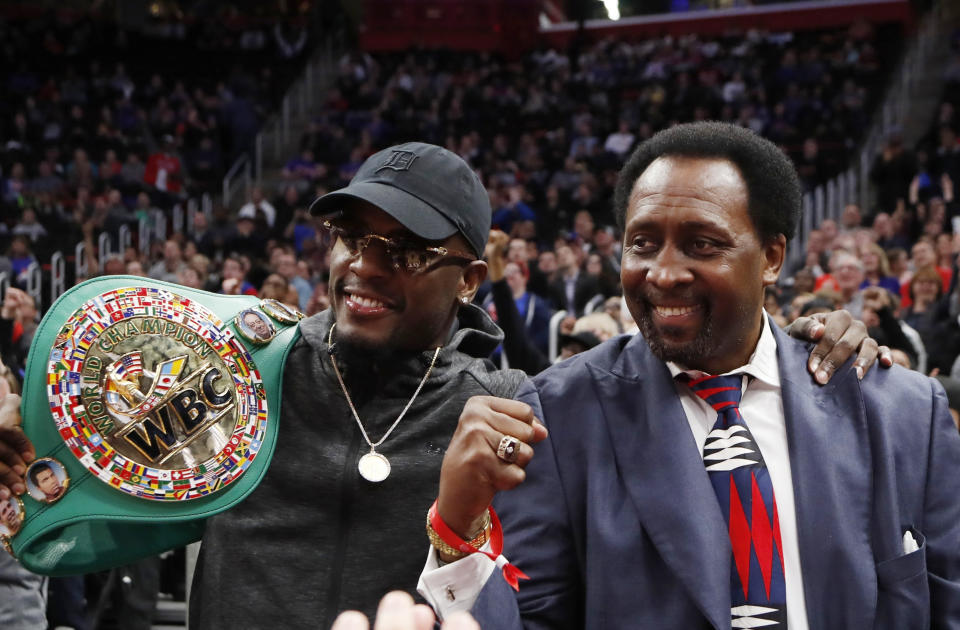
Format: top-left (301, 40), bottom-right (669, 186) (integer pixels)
top-left (80, 317), bottom-right (234, 466)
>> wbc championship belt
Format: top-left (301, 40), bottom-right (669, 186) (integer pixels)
top-left (2, 275), bottom-right (302, 575)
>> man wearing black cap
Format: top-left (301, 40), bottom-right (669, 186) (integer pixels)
top-left (189, 142), bottom-right (529, 628)
top-left (0, 142), bottom-right (881, 628)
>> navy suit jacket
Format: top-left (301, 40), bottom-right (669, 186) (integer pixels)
top-left (472, 322), bottom-right (960, 629)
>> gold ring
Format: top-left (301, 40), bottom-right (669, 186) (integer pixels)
top-left (496, 435), bottom-right (520, 463)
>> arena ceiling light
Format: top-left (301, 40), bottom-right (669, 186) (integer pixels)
top-left (600, 0), bottom-right (621, 20)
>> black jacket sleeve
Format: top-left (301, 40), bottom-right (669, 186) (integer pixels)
top-left (491, 280), bottom-right (551, 375)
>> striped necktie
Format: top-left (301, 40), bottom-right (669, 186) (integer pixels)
top-left (682, 372), bottom-right (787, 629)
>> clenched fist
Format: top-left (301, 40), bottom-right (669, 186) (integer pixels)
top-left (436, 396), bottom-right (547, 546)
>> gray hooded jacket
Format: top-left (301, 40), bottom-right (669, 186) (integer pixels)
top-left (191, 305), bottom-right (525, 628)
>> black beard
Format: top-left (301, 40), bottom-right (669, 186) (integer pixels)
top-left (326, 332), bottom-right (423, 401)
top-left (635, 306), bottom-right (716, 369)
top-left (328, 336), bottom-right (418, 369)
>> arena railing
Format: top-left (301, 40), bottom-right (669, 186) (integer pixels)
top-left (857, 0), bottom-right (947, 206)
top-left (3, 193), bottom-right (213, 316)
top-left (787, 0), bottom-right (948, 275)
top-left (221, 34), bottom-right (342, 209)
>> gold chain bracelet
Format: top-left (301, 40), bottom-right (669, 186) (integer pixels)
top-left (426, 510), bottom-right (491, 559)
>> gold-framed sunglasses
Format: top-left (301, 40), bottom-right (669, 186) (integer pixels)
top-left (322, 220), bottom-right (476, 274)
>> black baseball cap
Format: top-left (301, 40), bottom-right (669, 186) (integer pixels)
top-left (310, 142), bottom-right (490, 257)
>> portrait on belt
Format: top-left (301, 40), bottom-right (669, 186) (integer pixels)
top-left (25, 458), bottom-right (69, 504)
top-left (235, 308), bottom-right (276, 344)
top-left (0, 495), bottom-right (24, 537)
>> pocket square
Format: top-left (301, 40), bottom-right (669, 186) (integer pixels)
top-left (902, 530), bottom-right (920, 554)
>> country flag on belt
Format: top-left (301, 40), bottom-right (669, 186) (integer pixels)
top-left (233, 441), bottom-right (249, 458)
top-left (154, 357), bottom-right (185, 389)
top-left (109, 352), bottom-right (143, 382)
top-left (52, 381), bottom-right (81, 396)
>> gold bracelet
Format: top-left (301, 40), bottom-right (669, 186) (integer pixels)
top-left (426, 510), bottom-right (491, 559)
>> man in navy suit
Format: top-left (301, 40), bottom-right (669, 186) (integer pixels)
top-left (422, 122), bottom-right (960, 629)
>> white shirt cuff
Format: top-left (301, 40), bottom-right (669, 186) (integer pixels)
top-left (417, 544), bottom-right (497, 619)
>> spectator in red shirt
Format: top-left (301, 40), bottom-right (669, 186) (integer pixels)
top-left (144, 135), bottom-right (183, 196)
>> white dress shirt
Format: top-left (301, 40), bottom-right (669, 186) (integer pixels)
top-left (420, 318), bottom-right (809, 629)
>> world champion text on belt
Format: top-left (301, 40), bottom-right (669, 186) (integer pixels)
top-left (46, 286), bottom-right (269, 501)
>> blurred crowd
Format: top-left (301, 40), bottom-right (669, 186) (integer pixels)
top-left (0, 3), bottom-right (323, 266)
top-left (6, 10), bottom-right (960, 384)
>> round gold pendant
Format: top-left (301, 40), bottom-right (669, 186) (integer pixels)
top-left (358, 451), bottom-right (390, 482)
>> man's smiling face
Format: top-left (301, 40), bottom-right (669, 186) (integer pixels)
top-left (328, 201), bottom-right (481, 352)
top-left (620, 156), bottom-right (785, 374)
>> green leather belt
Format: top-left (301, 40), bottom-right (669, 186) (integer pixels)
top-left (3, 276), bottom-right (300, 576)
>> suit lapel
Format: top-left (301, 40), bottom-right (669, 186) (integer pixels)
top-left (589, 335), bottom-right (731, 630)
top-left (774, 326), bottom-right (876, 628)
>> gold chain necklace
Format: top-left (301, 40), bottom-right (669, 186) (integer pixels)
top-left (327, 323), bottom-right (441, 482)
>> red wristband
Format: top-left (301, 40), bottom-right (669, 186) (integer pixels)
top-left (429, 499), bottom-right (529, 591)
